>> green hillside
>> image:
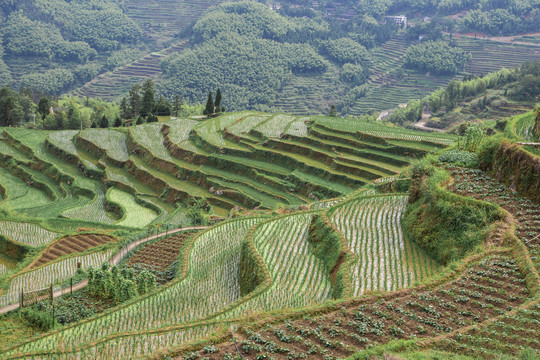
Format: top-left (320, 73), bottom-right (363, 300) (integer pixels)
top-left (0, 112), bottom-right (455, 223)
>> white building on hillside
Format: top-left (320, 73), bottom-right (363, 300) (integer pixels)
top-left (384, 15), bottom-right (407, 27)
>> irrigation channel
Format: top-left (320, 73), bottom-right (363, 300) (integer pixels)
top-left (0, 225), bottom-right (208, 314)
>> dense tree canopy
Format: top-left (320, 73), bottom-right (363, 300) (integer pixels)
top-left (192, 1), bottom-right (329, 43)
top-left (161, 33), bottom-right (297, 109)
top-left (1, 12), bottom-right (97, 61)
top-left (462, 1), bottom-right (539, 36)
top-left (20, 69), bottom-right (75, 95)
top-left (321, 38), bottom-right (371, 66)
top-left (0, 0), bottom-right (142, 93)
top-left (404, 41), bottom-right (471, 75)
top-left (0, 87), bottom-right (35, 126)
top-left (33, 0), bottom-right (142, 51)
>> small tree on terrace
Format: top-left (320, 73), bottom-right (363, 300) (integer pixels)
top-left (128, 84), bottom-right (142, 118)
top-left (534, 105), bottom-right (540, 138)
top-left (172, 95), bottom-right (183, 117)
top-left (114, 116), bottom-right (122, 127)
top-left (329, 104), bottom-right (337, 117)
top-left (140, 79), bottom-right (156, 117)
top-left (37, 97), bottom-right (51, 119)
top-left (204, 91), bottom-right (214, 116)
top-left (214, 88), bottom-right (222, 113)
top-left (99, 115), bottom-right (109, 128)
top-left (120, 97), bottom-right (130, 119)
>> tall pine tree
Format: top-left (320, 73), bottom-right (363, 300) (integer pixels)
top-left (120, 97), bottom-right (130, 119)
top-left (100, 115), bottom-right (109, 128)
top-left (214, 88), bottom-right (222, 113)
top-left (172, 95), bottom-right (183, 117)
top-left (204, 91), bottom-right (214, 116)
top-left (128, 84), bottom-right (141, 119)
top-left (140, 80), bottom-right (156, 117)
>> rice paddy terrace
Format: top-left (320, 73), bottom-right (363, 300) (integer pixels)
top-left (71, 40), bottom-right (190, 101)
top-left (0, 112), bottom-right (456, 223)
top-left (1, 112), bottom-right (538, 359)
top-left (124, 0), bottom-right (224, 41)
top-left (263, 34), bottom-right (540, 116)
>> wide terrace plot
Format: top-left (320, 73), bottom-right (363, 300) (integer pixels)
top-left (1, 112), bottom-right (455, 225)
top-left (0, 193), bottom-right (435, 359)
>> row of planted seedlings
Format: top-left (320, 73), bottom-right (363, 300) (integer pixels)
top-left (146, 178), bottom-right (540, 360)
top-left (1, 216), bottom-right (267, 357)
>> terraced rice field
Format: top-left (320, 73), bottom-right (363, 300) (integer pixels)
top-left (106, 188), bottom-right (158, 228)
top-left (0, 112), bottom-right (453, 230)
top-left (29, 234), bottom-right (117, 269)
top-left (0, 168), bottom-right (52, 212)
top-left (173, 256), bottom-right (530, 360)
top-left (0, 221), bottom-right (58, 248)
top-left (254, 114), bottom-right (298, 138)
top-left (0, 254), bottom-right (16, 276)
top-left (458, 38), bottom-right (540, 75)
top-left (0, 249), bottom-right (114, 307)
top-left (221, 213), bottom-right (333, 319)
top-left (4, 217), bottom-right (263, 356)
top-left (72, 41), bottom-right (191, 101)
top-left (79, 129), bottom-right (130, 164)
top-left (330, 195), bottom-right (439, 295)
top-left (0, 112), bottom-right (465, 359)
top-left (61, 186), bottom-right (117, 225)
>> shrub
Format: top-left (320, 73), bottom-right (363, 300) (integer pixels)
top-left (404, 161), bottom-right (502, 264)
top-left (438, 150), bottom-right (479, 167)
top-left (404, 41), bottom-right (471, 74)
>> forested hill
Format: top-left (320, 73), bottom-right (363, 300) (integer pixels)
top-left (2, 0), bottom-right (540, 116)
top-left (157, 0), bottom-right (539, 115)
top-left (0, 0), bottom-right (220, 96)
top-left (0, 0), bottom-right (143, 94)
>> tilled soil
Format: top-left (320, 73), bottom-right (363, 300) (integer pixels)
top-left (31, 234), bottom-right (117, 269)
top-left (126, 231), bottom-right (193, 283)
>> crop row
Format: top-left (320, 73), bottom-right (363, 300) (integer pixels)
top-left (6, 217), bottom-right (264, 354)
top-left (330, 195), bottom-right (438, 296)
top-left (0, 249), bottom-right (114, 307)
top-left (221, 213), bottom-right (333, 319)
top-left (0, 220), bottom-right (58, 247)
top-left (168, 255), bottom-right (530, 360)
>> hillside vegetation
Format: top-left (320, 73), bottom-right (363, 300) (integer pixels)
top-left (0, 1), bottom-right (540, 359)
top-left (3, 0), bottom-right (539, 116)
top-left (0, 103), bottom-right (539, 359)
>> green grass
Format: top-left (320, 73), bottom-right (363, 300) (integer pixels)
top-left (106, 188), bottom-right (158, 228)
top-left (80, 128), bottom-right (130, 163)
top-left (254, 114), bottom-right (297, 138)
top-left (0, 141), bottom-right (31, 162)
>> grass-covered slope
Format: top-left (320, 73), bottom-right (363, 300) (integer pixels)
top-left (1, 112), bottom-right (454, 226)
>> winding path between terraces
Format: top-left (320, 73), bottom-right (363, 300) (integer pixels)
top-left (0, 225), bottom-right (208, 315)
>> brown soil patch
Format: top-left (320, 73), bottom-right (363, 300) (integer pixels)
top-left (30, 234), bottom-right (117, 269)
top-left (126, 232), bottom-right (192, 283)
